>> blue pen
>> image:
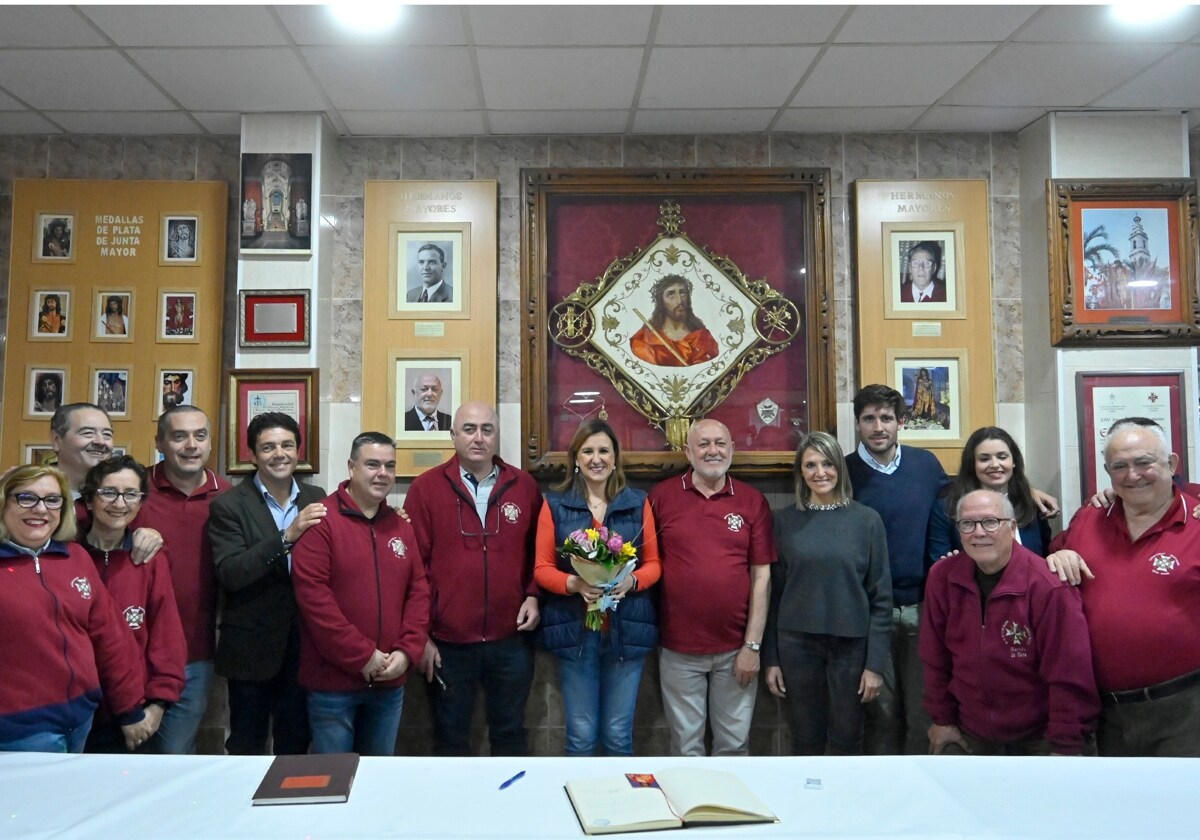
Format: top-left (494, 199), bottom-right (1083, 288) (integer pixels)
top-left (498, 770), bottom-right (526, 790)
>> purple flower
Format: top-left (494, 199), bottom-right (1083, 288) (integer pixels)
top-left (606, 536), bottom-right (623, 553)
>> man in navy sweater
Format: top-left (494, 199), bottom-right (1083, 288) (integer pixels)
top-left (845, 385), bottom-right (950, 755)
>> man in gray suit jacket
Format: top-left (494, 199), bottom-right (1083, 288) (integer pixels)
top-left (406, 242), bottom-right (453, 303)
top-left (209, 412), bottom-right (327, 755)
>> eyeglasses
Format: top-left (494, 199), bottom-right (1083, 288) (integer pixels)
top-left (955, 517), bottom-right (1012, 534)
top-left (95, 488), bottom-right (146, 504)
top-left (11, 493), bottom-right (65, 510)
top-left (458, 498), bottom-right (500, 540)
top-left (909, 259), bottom-right (934, 269)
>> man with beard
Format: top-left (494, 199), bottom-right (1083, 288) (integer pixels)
top-left (629, 275), bottom-right (720, 367)
top-left (648, 418), bottom-right (774, 755)
top-left (403, 374), bottom-right (451, 432)
top-left (406, 243), bottom-right (453, 303)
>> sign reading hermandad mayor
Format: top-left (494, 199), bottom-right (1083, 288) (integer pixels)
top-left (521, 169), bottom-right (835, 478)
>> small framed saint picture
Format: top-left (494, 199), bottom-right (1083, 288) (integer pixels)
top-left (33, 213), bottom-right (75, 263)
top-left (153, 367), bottom-right (195, 419)
top-left (29, 288), bottom-right (73, 341)
top-left (92, 288), bottom-right (134, 342)
top-left (25, 366), bottom-right (68, 420)
top-left (158, 289), bottom-right (199, 343)
top-left (92, 366), bottom-right (131, 418)
top-left (22, 444), bottom-right (58, 466)
top-left (160, 213), bottom-right (201, 265)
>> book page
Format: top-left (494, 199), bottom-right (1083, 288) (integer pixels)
top-left (566, 776), bottom-right (682, 834)
top-left (654, 768), bottom-right (776, 823)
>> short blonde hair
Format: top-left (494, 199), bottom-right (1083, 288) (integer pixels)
top-left (0, 464), bottom-right (76, 543)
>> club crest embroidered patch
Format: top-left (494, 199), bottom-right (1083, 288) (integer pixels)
top-left (502, 502), bottom-right (521, 523)
top-left (124, 606), bottom-right (146, 629)
top-left (1149, 553), bottom-right (1179, 575)
top-left (71, 576), bottom-right (92, 600)
top-left (389, 537), bottom-right (407, 558)
top-left (725, 513), bottom-right (745, 532)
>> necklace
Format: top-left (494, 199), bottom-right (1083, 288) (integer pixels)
top-left (808, 500), bottom-right (849, 511)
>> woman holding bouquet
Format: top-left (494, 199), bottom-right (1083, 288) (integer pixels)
top-left (535, 419), bottom-right (661, 756)
top-left (764, 431), bottom-right (892, 755)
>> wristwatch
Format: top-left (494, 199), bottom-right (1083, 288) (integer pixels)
top-left (743, 641), bottom-right (761, 652)
top-left (279, 529), bottom-right (294, 551)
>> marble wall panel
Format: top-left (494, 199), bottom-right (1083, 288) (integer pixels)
top-left (831, 196), bottom-right (850, 303)
top-left (400, 137), bottom-right (475, 181)
top-left (497, 298), bottom-right (522, 404)
top-left (993, 299), bottom-right (1024, 403)
top-left (990, 132), bottom-right (1020, 198)
top-left (623, 135), bottom-right (697, 168)
top-left (47, 135), bottom-right (123, 180)
top-left (497, 197), bottom-right (520, 302)
top-left (696, 134), bottom-right (770, 167)
top-left (769, 133), bottom-right (844, 196)
top-left (328, 195), bottom-right (364, 300)
top-left (843, 133), bottom-right (917, 183)
top-left (329, 298), bottom-right (364, 403)
top-left (475, 136), bottom-right (548, 199)
top-left (916, 132), bottom-right (991, 181)
top-left (0, 136), bottom-right (49, 195)
top-left (122, 136), bottom-right (198, 181)
top-left (335, 138), bottom-right (403, 197)
top-left (195, 135), bottom-right (240, 185)
top-left (835, 298), bottom-right (852, 403)
top-left (991, 196), bottom-right (1021, 300)
top-left (547, 135), bottom-right (623, 168)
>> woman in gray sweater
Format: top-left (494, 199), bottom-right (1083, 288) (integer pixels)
top-left (764, 431), bottom-right (892, 755)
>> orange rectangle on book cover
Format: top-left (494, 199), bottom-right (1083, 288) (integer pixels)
top-left (281, 775), bottom-right (331, 790)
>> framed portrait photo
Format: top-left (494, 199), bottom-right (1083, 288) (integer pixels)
top-left (239, 152), bottom-right (313, 255)
top-left (225, 368), bottom-right (319, 474)
top-left (1048, 179), bottom-right (1199, 345)
top-left (389, 223), bottom-right (470, 318)
top-left (91, 365), bottom-right (131, 419)
top-left (887, 348), bottom-right (969, 447)
top-left (882, 222), bottom-right (966, 319)
top-left (153, 367), bottom-right (194, 419)
top-left (158, 289), bottom-right (199, 343)
top-left (389, 351), bottom-right (466, 448)
top-left (28, 288), bottom-right (73, 341)
top-left (22, 444), bottom-right (58, 466)
top-left (24, 365), bottom-right (68, 420)
top-left (238, 289), bottom-right (311, 348)
top-left (92, 288), bottom-right (134, 342)
top-left (160, 213), bottom-right (201, 266)
top-left (33, 212), bottom-right (75, 263)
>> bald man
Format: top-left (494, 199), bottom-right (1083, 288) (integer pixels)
top-left (648, 418), bottom-right (775, 756)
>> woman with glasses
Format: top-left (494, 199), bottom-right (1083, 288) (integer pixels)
top-left (79, 455), bottom-right (186, 753)
top-left (534, 419), bottom-right (661, 756)
top-left (764, 431), bottom-right (892, 755)
top-left (0, 464), bottom-right (149, 753)
top-left (929, 427), bottom-right (1052, 561)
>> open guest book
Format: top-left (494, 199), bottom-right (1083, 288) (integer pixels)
top-left (565, 768), bottom-right (779, 835)
top-left (252, 752), bottom-right (360, 805)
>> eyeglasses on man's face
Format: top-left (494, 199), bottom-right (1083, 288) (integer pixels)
top-left (11, 492), bottom-right (66, 510)
top-left (955, 517), bottom-right (1012, 534)
top-left (95, 488), bottom-right (146, 505)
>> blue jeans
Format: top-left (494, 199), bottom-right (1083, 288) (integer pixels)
top-left (431, 635), bottom-right (534, 757)
top-left (0, 718), bottom-right (92, 753)
top-left (145, 660), bottom-right (213, 755)
top-left (308, 686), bottom-right (405, 756)
top-left (558, 630), bottom-right (646, 757)
top-left (777, 630), bottom-right (867, 755)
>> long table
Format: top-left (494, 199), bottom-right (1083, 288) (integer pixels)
top-left (1, 752), bottom-right (1197, 838)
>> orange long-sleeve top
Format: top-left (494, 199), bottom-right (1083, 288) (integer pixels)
top-left (533, 501), bottom-right (662, 595)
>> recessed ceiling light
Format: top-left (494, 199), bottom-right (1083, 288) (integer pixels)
top-left (327, 2), bottom-right (404, 34)
top-left (1110, 2), bottom-right (1188, 25)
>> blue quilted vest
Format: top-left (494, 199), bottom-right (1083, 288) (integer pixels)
top-left (539, 486), bottom-right (658, 661)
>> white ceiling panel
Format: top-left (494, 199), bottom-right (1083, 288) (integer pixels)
top-left (794, 45), bottom-right (993, 107)
top-left (1013, 4), bottom-right (1200, 43)
top-left (0, 7), bottom-right (108, 48)
top-left (0, 111), bottom-right (61, 134)
top-left (1095, 46), bottom-right (1200, 109)
top-left (305, 46), bottom-right (479, 111)
top-left (775, 106), bottom-right (927, 133)
top-left (191, 112), bottom-right (243, 135)
top-left (0, 88), bottom-right (24, 110)
top-left (275, 4), bottom-right (467, 46)
top-left (45, 111), bottom-right (200, 135)
top-left (655, 5), bottom-right (847, 45)
top-left (835, 5), bottom-right (1035, 43)
top-left (943, 42), bottom-right (1174, 107)
top-left (342, 110), bottom-right (487, 136)
top-left (81, 5), bottom-right (289, 47)
top-left (478, 47), bottom-right (643, 110)
top-left (634, 108), bottom-right (775, 133)
top-left (911, 105), bottom-right (1051, 132)
top-left (0, 50), bottom-right (175, 111)
top-left (487, 110), bottom-right (628, 134)
top-left (641, 46), bottom-right (820, 109)
top-left (470, 6), bottom-right (653, 46)
top-left (129, 48), bottom-right (327, 111)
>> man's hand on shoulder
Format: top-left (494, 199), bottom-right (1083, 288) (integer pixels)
top-left (284, 502), bottom-right (327, 544)
top-left (130, 527), bottom-right (163, 566)
top-left (1088, 488), bottom-right (1116, 509)
top-left (1031, 488), bottom-right (1060, 518)
top-left (1045, 549), bottom-right (1094, 586)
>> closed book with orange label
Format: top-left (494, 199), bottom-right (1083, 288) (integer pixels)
top-left (252, 753), bottom-right (360, 805)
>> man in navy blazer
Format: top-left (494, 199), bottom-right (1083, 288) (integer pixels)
top-left (209, 411), bottom-right (327, 755)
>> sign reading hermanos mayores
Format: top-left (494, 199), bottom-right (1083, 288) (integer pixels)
top-left (94, 213), bottom-right (144, 257)
top-left (890, 188), bottom-right (955, 214)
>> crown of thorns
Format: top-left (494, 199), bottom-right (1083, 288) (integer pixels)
top-left (650, 274), bottom-right (692, 299)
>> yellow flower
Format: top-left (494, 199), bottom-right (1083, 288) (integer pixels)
top-left (620, 542), bottom-right (637, 559)
top-left (585, 528), bottom-right (599, 541)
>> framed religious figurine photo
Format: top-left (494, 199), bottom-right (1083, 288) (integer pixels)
top-left (24, 365), bottom-right (68, 420)
top-left (1076, 370), bottom-right (1188, 499)
top-left (1048, 179), bottom-right (1200, 345)
top-left (21, 444), bottom-right (58, 466)
top-left (238, 289), bottom-right (311, 348)
top-left (882, 222), bottom-right (966, 319)
top-left (92, 288), bottom-right (134, 342)
top-left (225, 368), bottom-right (319, 474)
top-left (388, 223), bottom-right (470, 319)
top-left (240, 153), bottom-right (313, 255)
top-left (153, 367), bottom-right (194, 419)
top-left (33, 212), bottom-right (75, 263)
top-left (91, 365), bottom-right (131, 419)
top-left (29, 288), bottom-right (73, 341)
top-left (160, 213), bottom-right (201, 266)
top-left (389, 351), bottom-right (466, 447)
top-left (158, 289), bottom-right (199, 343)
top-left (886, 348), bottom-right (969, 447)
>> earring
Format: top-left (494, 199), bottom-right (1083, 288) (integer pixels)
top-left (574, 465), bottom-right (580, 474)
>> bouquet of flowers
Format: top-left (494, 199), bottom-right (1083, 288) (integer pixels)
top-left (560, 526), bottom-right (638, 631)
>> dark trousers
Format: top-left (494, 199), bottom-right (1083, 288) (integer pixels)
top-left (430, 635), bottom-right (534, 757)
top-left (777, 630), bottom-right (867, 756)
top-left (225, 637), bottom-right (309, 756)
